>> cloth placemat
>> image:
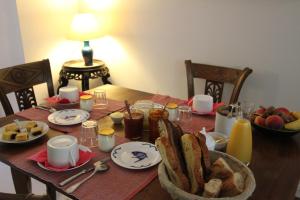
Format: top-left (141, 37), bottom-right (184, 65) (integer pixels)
top-left (15, 99), bottom-right (125, 133)
top-left (9, 135), bottom-right (158, 200)
top-left (150, 94), bottom-right (215, 132)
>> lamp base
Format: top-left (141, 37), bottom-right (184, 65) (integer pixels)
top-left (82, 41), bottom-right (93, 66)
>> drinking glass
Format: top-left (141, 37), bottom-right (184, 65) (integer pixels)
top-left (226, 118), bottom-right (252, 165)
top-left (241, 101), bottom-right (255, 120)
top-left (94, 89), bottom-right (108, 109)
top-left (124, 109), bottom-right (144, 140)
top-left (178, 105), bottom-right (192, 122)
top-left (80, 120), bottom-right (98, 147)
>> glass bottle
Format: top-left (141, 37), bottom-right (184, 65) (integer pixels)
top-left (226, 103), bottom-right (252, 165)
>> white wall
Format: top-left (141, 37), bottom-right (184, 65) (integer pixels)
top-left (15, 0), bottom-right (300, 111)
top-left (0, 0), bottom-right (25, 117)
top-left (98, 0), bottom-right (300, 110)
top-left (16, 0), bottom-right (79, 90)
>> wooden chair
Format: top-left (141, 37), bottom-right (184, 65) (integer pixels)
top-left (185, 60), bottom-right (253, 104)
top-left (0, 59), bottom-right (54, 116)
top-left (0, 192), bottom-right (51, 200)
top-left (0, 59), bottom-right (55, 200)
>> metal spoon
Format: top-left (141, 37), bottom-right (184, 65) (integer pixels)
top-left (66, 161), bottom-right (109, 193)
top-left (34, 105), bottom-right (56, 113)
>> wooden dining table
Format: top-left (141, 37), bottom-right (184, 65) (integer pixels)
top-left (0, 84), bottom-right (299, 200)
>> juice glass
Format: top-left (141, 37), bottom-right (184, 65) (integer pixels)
top-left (226, 118), bottom-right (252, 165)
top-left (124, 110), bottom-right (144, 140)
top-left (148, 108), bottom-right (169, 143)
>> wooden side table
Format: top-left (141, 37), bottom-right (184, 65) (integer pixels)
top-left (57, 59), bottom-right (111, 92)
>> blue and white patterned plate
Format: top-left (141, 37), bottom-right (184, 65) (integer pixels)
top-left (111, 142), bottom-right (161, 170)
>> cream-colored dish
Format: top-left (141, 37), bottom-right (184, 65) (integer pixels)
top-left (110, 112), bottom-right (124, 124)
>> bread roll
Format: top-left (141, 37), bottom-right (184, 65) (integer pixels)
top-left (221, 172), bottom-right (244, 197)
top-left (210, 157), bottom-right (234, 179)
top-left (203, 178), bottom-right (222, 198)
top-left (155, 136), bottom-right (190, 192)
top-left (181, 134), bottom-right (204, 193)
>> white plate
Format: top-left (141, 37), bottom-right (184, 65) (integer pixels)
top-left (37, 145), bottom-right (92, 172)
top-left (111, 142), bottom-right (161, 169)
top-left (0, 121), bottom-right (49, 144)
top-left (48, 109), bottom-right (90, 126)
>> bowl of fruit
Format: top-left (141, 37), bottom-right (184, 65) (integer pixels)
top-left (251, 106), bottom-right (300, 136)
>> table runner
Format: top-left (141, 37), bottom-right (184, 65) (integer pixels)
top-left (9, 134), bottom-right (157, 200)
top-left (15, 99), bottom-right (125, 133)
top-left (150, 94), bottom-right (215, 133)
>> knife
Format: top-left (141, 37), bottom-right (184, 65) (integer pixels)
top-left (58, 157), bottom-right (111, 187)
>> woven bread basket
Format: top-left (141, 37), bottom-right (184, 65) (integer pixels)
top-left (158, 150), bottom-right (255, 200)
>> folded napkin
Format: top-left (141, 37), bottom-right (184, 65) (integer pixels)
top-left (28, 149), bottom-right (96, 172)
top-left (45, 92), bottom-right (90, 104)
top-left (150, 94), bottom-right (186, 105)
top-left (186, 98), bottom-right (225, 115)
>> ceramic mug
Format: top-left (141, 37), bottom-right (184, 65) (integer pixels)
top-left (47, 135), bottom-right (79, 168)
top-left (192, 94), bottom-right (213, 113)
top-left (59, 86), bottom-right (79, 102)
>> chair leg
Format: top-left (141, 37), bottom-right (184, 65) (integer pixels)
top-left (10, 168), bottom-right (32, 194)
top-left (0, 192), bottom-right (50, 200)
top-left (46, 185), bottom-right (56, 200)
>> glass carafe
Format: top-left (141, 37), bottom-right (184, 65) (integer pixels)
top-left (226, 105), bottom-right (252, 165)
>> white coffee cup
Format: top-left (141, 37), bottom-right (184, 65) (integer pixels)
top-left (59, 86), bottom-right (79, 102)
top-left (192, 94), bottom-right (213, 113)
top-left (47, 135), bottom-right (79, 168)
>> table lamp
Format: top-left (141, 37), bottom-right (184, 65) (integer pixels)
top-left (68, 13), bottom-right (101, 66)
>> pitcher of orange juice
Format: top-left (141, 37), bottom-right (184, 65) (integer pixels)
top-left (226, 105), bottom-right (252, 165)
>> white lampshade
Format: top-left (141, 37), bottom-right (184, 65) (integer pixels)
top-left (68, 13), bottom-right (102, 41)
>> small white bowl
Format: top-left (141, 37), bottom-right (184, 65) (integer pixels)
top-left (208, 131), bottom-right (228, 150)
top-left (109, 112), bottom-right (124, 124)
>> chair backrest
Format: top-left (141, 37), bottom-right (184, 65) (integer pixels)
top-left (0, 59), bottom-right (54, 116)
top-left (185, 60), bottom-right (252, 104)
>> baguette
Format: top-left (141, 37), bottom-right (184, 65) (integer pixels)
top-left (210, 157), bottom-right (234, 180)
top-left (158, 120), bottom-right (188, 178)
top-left (181, 134), bottom-right (204, 193)
top-left (194, 132), bottom-right (211, 179)
top-left (203, 178), bottom-right (222, 198)
top-left (221, 172), bottom-right (244, 197)
top-left (155, 136), bottom-right (190, 192)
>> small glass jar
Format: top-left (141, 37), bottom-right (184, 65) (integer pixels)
top-left (80, 95), bottom-right (93, 111)
top-left (98, 128), bottom-right (115, 152)
top-left (166, 102), bottom-right (178, 121)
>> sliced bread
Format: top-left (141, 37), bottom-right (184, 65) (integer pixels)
top-left (155, 136), bottom-right (190, 192)
top-left (203, 178), bottom-right (223, 198)
top-left (181, 134), bottom-right (204, 193)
